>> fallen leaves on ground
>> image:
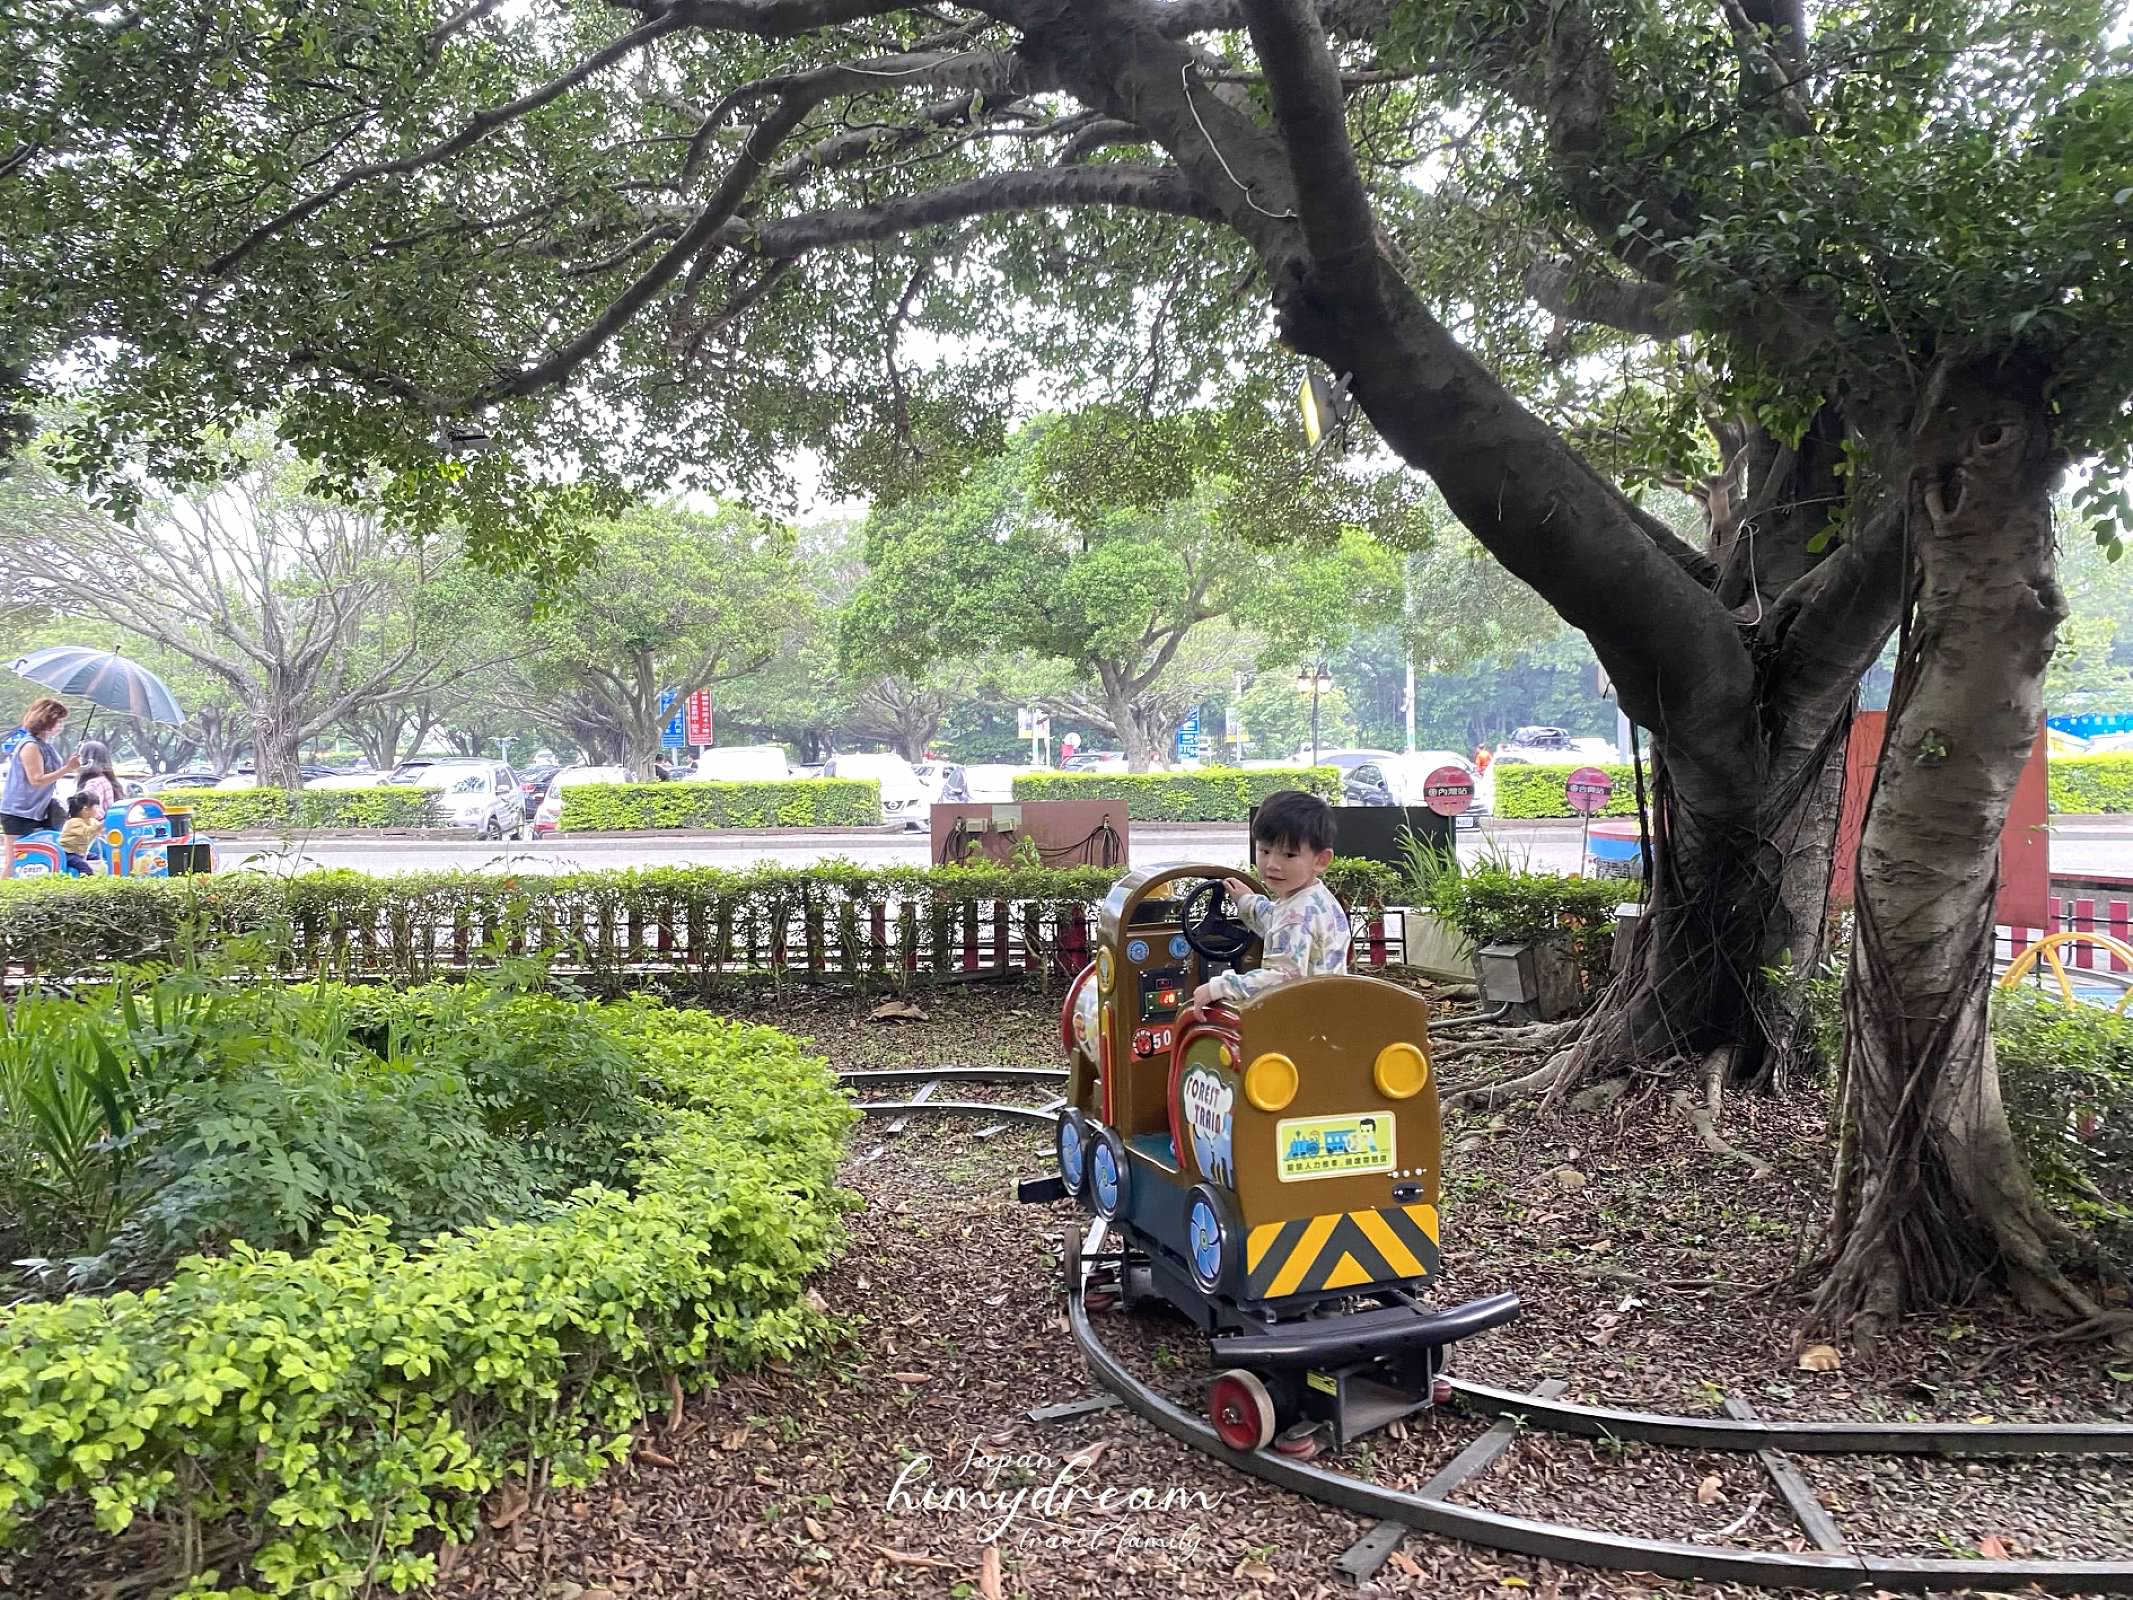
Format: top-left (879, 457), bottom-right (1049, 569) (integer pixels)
top-left (1798, 1343), bottom-right (1843, 1372)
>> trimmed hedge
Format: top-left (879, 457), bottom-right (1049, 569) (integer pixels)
top-left (0, 994), bottom-right (858, 1597)
top-left (0, 860), bottom-right (1400, 983)
top-left (560, 778), bottom-right (880, 831)
top-left (0, 857), bottom-right (1399, 985)
top-left (1421, 864), bottom-right (1637, 991)
top-left (1497, 752), bottom-right (2133, 817)
top-left (2049, 755), bottom-right (2133, 814)
top-left (150, 786), bottom-right (439, 831)
top-left (1490, 763), bottom-right (1638, 820)
top-left (1011, 764), bottom-right (1340, 821)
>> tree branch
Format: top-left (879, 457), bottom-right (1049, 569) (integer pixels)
top-left (1523, 258), bottom-right (1690, 341)
top-left (738, 162), bottom-right (1222, 255)
top-left (207, 12), bottom-right (688, 278)
top-left (1239, 0), bottom-right (1378, 280)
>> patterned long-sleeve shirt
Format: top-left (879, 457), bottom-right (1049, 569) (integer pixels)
top-left (1205, 881), bottom-right (1350, 1005)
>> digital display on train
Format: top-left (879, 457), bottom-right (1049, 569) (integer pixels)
top-left (1139, 965), bottom-right (1187, 1021)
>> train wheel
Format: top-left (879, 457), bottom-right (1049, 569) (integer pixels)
top-left (1088, 1125), bottom-right (1130, 1222)
top-left (1056, 1109), bottom-right (1091, 1203)
top-left (1208, 1369), bottom-right (1276, 1452)
top-left (1184, 1183), bottom-right (1238, 1297)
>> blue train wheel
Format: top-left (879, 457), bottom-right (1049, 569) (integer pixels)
top-left (1089, 1125), bottom-right (1130, 1222)
top-left (1184, 1183), bottom-right (1235, 1297)
top-left (1056, 1109), bottom-right (1091, 1202)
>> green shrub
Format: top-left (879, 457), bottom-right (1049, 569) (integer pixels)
top-left (1416, 860), bottom-right (1634, 990)
top-left (152, 788), bottom-right (439, 831)
top-left (2048, 755), bottom-right (2133, 814)
top-left (0, 998), bottom-right (857, 1598)
top-left (1990, 988), bottom-right (2133, 1278)
top-left (559, 778), bottom-right (880, 830)
top-left (1011, 765), bottom-right (1339, 820)
top-left (0, 861), bottom-right (1396, 983)
top-left (1489, 763), bottom-right (1637, 819)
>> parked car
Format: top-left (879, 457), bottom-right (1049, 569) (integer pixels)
top-left (533, 764), bottom-right (637, 836)
top-left (134, 769), bottom-right (220, 794)
top-left (1061, 751), bottom-right (1128, 771)
top-left (1343, 760), bottom-right (1399, 806)
top-left (913, 760), bottom-right (972, 805)
top-left (210, 764), bottom-right (344, 790)
top-left (822, 751), bottom-right (930, 828)
top-left (963, 763), bottom-right (1028, 803)
top-left (516, 762), bottom-right (562, 819)
top-left (305, 771), bottom-right (383, 790)
top-left (392, 757), bottom-right (527, 839)
top-left (1303, 747), bottom-right (1399, 780)
top-left (693, 744), bottom-right (791, 782)
top-left (1386, 750), bottom-right (1491, 828)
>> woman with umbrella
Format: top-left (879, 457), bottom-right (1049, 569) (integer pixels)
top-left (1, 697), bottom-right (79, 878)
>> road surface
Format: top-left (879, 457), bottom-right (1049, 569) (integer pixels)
top-left (207, 817), bottom-right (2133, 881)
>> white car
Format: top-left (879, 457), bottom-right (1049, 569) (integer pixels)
top-left (963, 763), bottom-right (1029, 803)
top-left (393, 758), bottom-right (527, 839)
top-left (534, 764), bottom-right (637, 836)
top-left (304, 772), bottom-right (383, 791)
top-left (822, 751), bottom-right (930, 828)
top-left (1388, 750), bottom-right (1493, 824)
top-left (693, 744), bottom-right (791, 782)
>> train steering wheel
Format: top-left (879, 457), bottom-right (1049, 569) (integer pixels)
top-left (1179, 878), bottom-right (1255, 966)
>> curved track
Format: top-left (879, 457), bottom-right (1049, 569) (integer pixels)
top-left (840, 1065), bottom-right (2133, 1591)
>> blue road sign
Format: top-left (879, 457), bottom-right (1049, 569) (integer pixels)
top-left (660, 689), bottom-right (685, 749)
top-left (1177, 708), bottom-right (1201, 760)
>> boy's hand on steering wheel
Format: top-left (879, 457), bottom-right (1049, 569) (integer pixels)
top-left (1222, 877), bottom-right (1255, 904)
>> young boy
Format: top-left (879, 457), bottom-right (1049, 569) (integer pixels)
top-left (1190, 788), bottom-right (1350, 1010)
top-left (57, 792), bottom-right (106, 875)
top-left (1065, 790), bottom-right (1350, 1071)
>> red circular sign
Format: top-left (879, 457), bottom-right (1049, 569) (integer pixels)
top-left (1422, 765), bottom-right (1474, 817)
top-left (1565, 766), bottom-right (1615, 816)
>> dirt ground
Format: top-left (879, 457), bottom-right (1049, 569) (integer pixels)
top-left (432, 980), bottom-right (2133, 1600)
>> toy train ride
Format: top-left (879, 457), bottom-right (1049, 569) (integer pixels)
top-left (4, 797), bottom-right (214, 879)
top-left (1041, 863), bottom-right (1518, 1455)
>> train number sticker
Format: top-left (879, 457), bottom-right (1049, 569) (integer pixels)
top-left (1275, 1112), bottom-right (1395, 1181)
top-left (1132, 1025), bottom-right (1174, 1058)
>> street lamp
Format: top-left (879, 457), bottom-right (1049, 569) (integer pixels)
top-left (1295, 661), bottom-right (1332, 766)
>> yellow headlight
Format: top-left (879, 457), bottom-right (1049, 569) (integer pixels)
top-left (1244, 1052), bottom-right (1298, 1112)
top-left (1374, 1042), bottom-right (1430, 1099)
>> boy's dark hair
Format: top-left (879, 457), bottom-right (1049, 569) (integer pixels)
top-left (1252, 789), bottom-right (1336, 854)
top-left (66, 792), bottom-right (99, 818)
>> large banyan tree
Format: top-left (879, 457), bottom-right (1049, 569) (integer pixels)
top-left (9, 0), bottom-right (2132, 1332)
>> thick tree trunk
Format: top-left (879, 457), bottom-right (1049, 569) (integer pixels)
top-left (1563, 418), bottom-right (1874, 1087)
top-left (250, 704), bottom-right (302, 789)
top-left (1811, 360), bottom-right (2088, 1347)
top-left (1102, 669), bottom-right (1156, 771)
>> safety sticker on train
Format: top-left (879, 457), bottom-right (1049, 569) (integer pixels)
top-left (1274, 1112), bottom-right (1395, 1181)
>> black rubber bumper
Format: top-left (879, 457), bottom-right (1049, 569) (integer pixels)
top-left (1213, 1292), bottom-right (1520, 1367)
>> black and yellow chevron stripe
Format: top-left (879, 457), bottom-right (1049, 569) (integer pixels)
top-left (1243, 1204), bottom-right (1441, 1301)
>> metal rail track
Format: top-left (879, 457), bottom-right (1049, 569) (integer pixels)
top-left (837, 1065), bottom-right (1066, 1138)
top-left (836, 1074), bottom-right (2133, 1589)
top-left (1062, 1220), bottom-right (2133, 1594)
